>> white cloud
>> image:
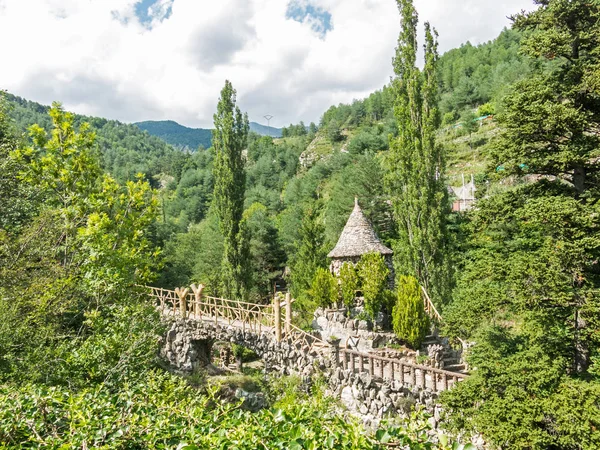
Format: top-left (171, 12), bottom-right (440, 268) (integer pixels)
top-left (0, 0), bottom-right (535, 128)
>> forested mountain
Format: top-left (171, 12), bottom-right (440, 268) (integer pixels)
top-left (249, 121), bottom-right (283, 137)
top-left (4, 92), bottom-right (187, 186)
top-left (135, 120), bottom-right (282, 151)
top-left (135, 120), bottom-right (213, 150)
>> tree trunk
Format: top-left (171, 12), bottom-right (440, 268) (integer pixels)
top-left (573, 309), bottom-right (590, 373)
top-left (572, 165), bottom-right (586, 196)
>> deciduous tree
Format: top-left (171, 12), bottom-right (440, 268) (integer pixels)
top-left (212, 81), bottom-right (251, 299)
top-left (385, 0), bottom-right (451, 306)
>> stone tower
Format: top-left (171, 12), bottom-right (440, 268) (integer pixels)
top-left (327, 198), bottom-right (394, 286)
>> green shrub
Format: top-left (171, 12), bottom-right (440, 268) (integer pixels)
top-left (347, 130), bottom-right (388, 154)
top-left (0, 371), bottom-right (452, 449)
top-left (327, 119), bottom-right (343, 142)
top-left (358, 252), bottom-right (389, 319)
top-left (477, 102), bottom-right (495, 116)
top-left (392, 275), bottom-right (429, 349)
top-left (310, 267), bottom-right (338, 307)
top-left (339, 262), bottom-right (360, 307)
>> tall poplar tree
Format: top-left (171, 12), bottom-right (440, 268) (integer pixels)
top-left (385, 0), bottom-right (451, 305)
top-left (212, 81), bottom-right (251, 299)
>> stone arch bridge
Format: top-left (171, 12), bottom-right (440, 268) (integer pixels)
top-left (146, 286), bottom-right (467, 419)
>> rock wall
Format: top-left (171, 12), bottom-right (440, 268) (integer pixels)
top-left (161, 318), bottom-right (329, 378)
top-left (312, 307), bottom-right (397, 353)
top-left (161, 317), bottom-right (441, 424)
top-left (329, 367), bottom-right (440, 426)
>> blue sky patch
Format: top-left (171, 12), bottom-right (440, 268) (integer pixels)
top-left (285, 1), bottom-right (333, 38)
top-left (135, 0), bottom-right (173, 28)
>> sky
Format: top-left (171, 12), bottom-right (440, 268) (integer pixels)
top-left (0, 0), bottom-right (534, 129)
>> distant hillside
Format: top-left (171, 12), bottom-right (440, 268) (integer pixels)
top-left (135, 120), bottom-right (282, 150)
top-left (249, 122), bottom-right (282, 138)
top-left (135, 120), bottom-right (212, 151)
top-left (3, 93), bottom-right (184, 185)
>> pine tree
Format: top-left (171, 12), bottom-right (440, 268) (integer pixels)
top-left (392, 275), bottom-right (429, 349)
top-left (357, 252), bottom-right (390, 320)
top-left (339, 262), bottom-right (359, 308)
top-left (310, 267), bottom-right (338, 308)
top-left (212, 81), bottom-right (251, 299)
top-left (289, 205), bottom-right (327, 298)
top-left (385, 0), bottom-right (451, 306)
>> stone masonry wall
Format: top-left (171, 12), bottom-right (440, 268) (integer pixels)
top-left (161, 317), bottom-right (441, 424)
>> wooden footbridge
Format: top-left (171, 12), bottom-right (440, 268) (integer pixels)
top-left (145, 285), bottom-right (467, 393)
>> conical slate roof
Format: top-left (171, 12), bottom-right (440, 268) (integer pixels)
top-left (328, 198), bottom-right (393, 259)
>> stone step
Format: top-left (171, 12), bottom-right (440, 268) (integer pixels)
top-left (444, 363), bottom-right (466, 372)
top-left (443, 356), bottom-right (460, 362)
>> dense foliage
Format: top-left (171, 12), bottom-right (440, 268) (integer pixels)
top-left (212, 81), bottom-right (251, 299)
top-left (339, 262), bottom-right (359, 308)
top-left (0, 371), bottom-right (459, 449)
top-left (357, 252), bottom-right (390, 320)
top-left (0, 99), bottom-right (162, 387)
top-left (393, 275), bottom-right (429, 349)
top-left (441, 1), bottom-right (600, 448)
top-left (385, 0), bottom-right (452, 306)
top-left (310, 267), bottom-right (338, 308)
top-left (135, 120), bottom-right (213, 150)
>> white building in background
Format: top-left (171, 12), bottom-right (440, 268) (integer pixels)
top-left (451, 174), bottom-right (476, 212)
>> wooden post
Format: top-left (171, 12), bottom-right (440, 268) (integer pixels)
top-left (399, 363), bottom-right (404, 383)
top-left (175, 287), bottom-right (189, 319)
top-left (273, 294), bottom-right (281, 342)
top-left (258, 309), bottom-right (262, 334)
top-left (191, 284), bottom-right (204, 318)
top-left (442, 374), bottom-right (448, 391)
top-left (349, 352), bottom-right (355, 372)
top-left (359, 354), bottom-right (364, 373)
top-left (432, 370), bottom-right (437, 392)
top-left (285, 292), bottom-right (292, 336)
top-left (410, 366), bottom-right (416, 386)
top-left (369, 356), bottom-right (374, 376)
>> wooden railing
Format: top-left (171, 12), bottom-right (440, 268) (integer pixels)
top-left (149, 285), bottom-right (275, 335)
top-left (286, 322), bottom-right (329, 350)
top-left (146, 285), bottom-right (468, 392)
top-left (148, 285), bottom-right (330, 352)
top-left (338, 348), bottom-right (467, 391)
top-left (421, 285), bottom-right (443, 323)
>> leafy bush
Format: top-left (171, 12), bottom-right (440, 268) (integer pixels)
top-left (392, 275), bottom-right (429, 349)
top-left (358, 252), bottom-right (389, 319)
top-left (339, 262), bottom-right (360, 307)
top-left (53, 301), bottom-right (164, 388)
top-left (327, 119), bottom-right (343, 143)
top-left (477, 102), bottom-right (495, 116)
top-left (442, 328), bottom-right (600, 449)
top-left (310, 267), bottom-right (338, 308)
top-left (0, 372), bottom-right (452, 449)
top-left (347, 130), bottom-right (388, 154)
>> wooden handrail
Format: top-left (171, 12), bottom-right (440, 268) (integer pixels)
top-left (145, 285), bottom-right (467, 393)
top-left (340, 349), bottom-right (467, 380)
top-left (146, 286), bottom-right (275, 333)
top-left (287, 322), bottom-right (330, 348)
top-left (339, 348), bottom-right (468, 391)
top-left (421, 285), bottom-right (443, 323)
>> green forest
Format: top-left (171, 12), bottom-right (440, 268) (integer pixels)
top-left (1, 0), bottom-right (599, 448)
